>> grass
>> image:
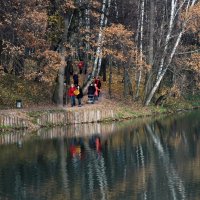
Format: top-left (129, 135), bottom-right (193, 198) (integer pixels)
top-left (1, 69), bottom-right (200, 131)
top-left (0, 74), bottom-right (54, 108)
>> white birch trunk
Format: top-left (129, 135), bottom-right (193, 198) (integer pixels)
top-left (83, 0), bottom-right (107, 93)
top-left (92, 0), bottom-right (106, 77)
top-left (114, 0), bottom-right (119, 21)
top-left (156, 0), bottom-right (177, 80)
top-left (135, 0), bottom-right (141, 43)
top-left (136, 0), bottom-right (145, 98)
top-left (97, 0), bottom-right (111, 75)
top-left (148, 0), bottom-right (154, 66)
top-left (145, 18), bottom-right (191, 106)
top-left (145, 0), bottom-right (197, 106)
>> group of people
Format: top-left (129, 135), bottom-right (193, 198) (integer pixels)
top-left (68, 84), bottom-right (83, 107)
top-left (69, 136), bottom-right (102, 159)
top-left (87, 76), bottom-right (101, 104)
top-left (67, 60), bottom-right (102, 107)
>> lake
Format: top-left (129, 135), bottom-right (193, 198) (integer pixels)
top-left (0, 110), bottom-right (200, 200)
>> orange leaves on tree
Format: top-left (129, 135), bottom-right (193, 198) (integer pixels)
top-left (103, 24), bottom-right (148, 70)
top-left (183, 2), bottom-right (200, 34)
top-left (189, 53), bottom-right (200, 72)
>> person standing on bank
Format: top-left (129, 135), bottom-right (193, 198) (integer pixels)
top-left (68, 84), bottom-right (76, 107)
top-left (95, 76), bottom-right (101, 97)
top-left (73, 72), bottom-right (79, 86)
top-left (94, 83), bottom-right (100, 101)
top-left (78, 60), bottom-right (84, 74)
top-left (87, 83), bottom-right (95, 103)
top-left (76, 85), bottom-right (83, 107)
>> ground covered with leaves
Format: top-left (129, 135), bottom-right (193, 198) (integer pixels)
top-left (1, 71), bottom-right (200, 121)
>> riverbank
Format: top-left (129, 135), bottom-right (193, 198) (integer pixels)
top-left (1, 93), bottom-right (199, 132)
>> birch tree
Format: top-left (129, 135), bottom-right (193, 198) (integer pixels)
top-left (97, 0), bottom-right (112, 75)
top-left (144, 0), bottom-right (155, 99)
top-left (144, 0), bottom-right (198, 106)
top-left (82, 0), bottom-right (108, 92)
top-left (135, 0), bottom-right (145, 98)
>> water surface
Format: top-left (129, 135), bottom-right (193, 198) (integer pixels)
top-left (0, 111), bottom-right (200, 200)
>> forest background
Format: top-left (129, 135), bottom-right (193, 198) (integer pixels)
top-left (0, 0), bottom-right (200, 109)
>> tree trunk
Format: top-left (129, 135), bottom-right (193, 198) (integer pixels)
top-left (83, 0), bottom-right (107, 93)
top-left (124, 67), bottom-right (133, 97)
top-left (145, 29), bottom-right (185, 106)
top-left (101, 57), bottom-right (107, 82)
top-left (135, 0), bottom-right (145, 99)
top-left (57, 12), bottom-right (74, 106)
top-left (109, 57), bottom-right (112, 98)
top-left (144, 0), bottom-right (155, 101)
top-left (97, 0), bottom-right (111, 75)
top-left (144, 0), bottom-right (197, 105)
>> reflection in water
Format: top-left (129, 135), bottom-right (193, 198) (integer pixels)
top-left (0, 111), bottom-right (200, 200)
top-left (146, 125), bottom-right (186, 200)
top-left (60, 137), bottom-right (70, 200)
top-left (136, 131), bottom-right (147, 200)
top-left (69, 138), bottom-right (85, 159)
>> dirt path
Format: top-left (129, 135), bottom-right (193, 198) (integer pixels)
top-left (0, 92), bottom-right (111, 114)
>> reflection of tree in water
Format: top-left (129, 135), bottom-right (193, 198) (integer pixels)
top-left (144, 111), bottom-right (200, 200)
top-left (147, 124), bottom-right (186, 199)
top-left (65, 135), bottom-right (108, 200)
top-left (0, 111), bottom-right (200, 199)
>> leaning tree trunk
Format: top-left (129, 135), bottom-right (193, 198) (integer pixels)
top-left (144, 0), bottom-right (197, 106)
top-left (83, 0), bottom-right (107, 93)
top-left (97, 0), bottom-right (111, 75)
top-left (145, 29), bottom-right (186, 106)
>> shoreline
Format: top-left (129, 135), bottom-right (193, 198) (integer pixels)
top-left (0, 100), bottom-right (199, 132)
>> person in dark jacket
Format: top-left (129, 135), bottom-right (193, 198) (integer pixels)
top-left (73, 72), bottom-right (79, 86)
top-left (87, 83), bottom-right (95, 103)
top-left (76, 85), bottom-right (83, 106)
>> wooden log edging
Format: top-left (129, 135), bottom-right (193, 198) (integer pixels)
top-left (36, 109), bottom-right (114, 127)
top-left (0, 114), bottom-right (29, 130)
top-left (0, 109), bottom-right (115, 131)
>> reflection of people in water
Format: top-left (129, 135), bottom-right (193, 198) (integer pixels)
top-left (89, 136), bottom-right (102, 153)
top-left (69, 138), bottom-right (85, 159)
top-left (95, 137), bottom-right (102, 152)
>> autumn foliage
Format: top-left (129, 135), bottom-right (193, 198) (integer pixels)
top-left (0, 0), bottom-right (200, 107)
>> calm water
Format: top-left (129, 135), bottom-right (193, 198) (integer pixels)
top-left (0, 110), bottom-right (200, 200)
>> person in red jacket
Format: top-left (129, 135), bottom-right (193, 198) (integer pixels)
top-left (94, 83), bottom-right (100, 101)
top-left (94, 76), bottom-right (101, 97)
top-left (78, 61), bottom-right (84, 74)
top-left (68, 84), bottom-right (76, 107)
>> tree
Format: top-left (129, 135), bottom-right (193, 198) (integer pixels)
top-left (144, 0), bottom-right (198, 105)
